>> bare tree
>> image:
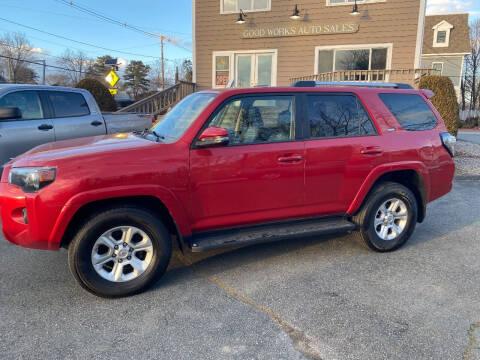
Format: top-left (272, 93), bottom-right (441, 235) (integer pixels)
top-left (149, 59), bottom-right (175, 91)
top-left (58, 49), bottom-right (91, 85)
top-left (464, 19), bottom-right (480, 110)
top-left (0, 32), bottom-right (38, 83)
top-left (46, 73), bottom-right (73, 86)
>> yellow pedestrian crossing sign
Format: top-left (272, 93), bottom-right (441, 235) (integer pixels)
top-left (105, 70), bottom-right (119, 87)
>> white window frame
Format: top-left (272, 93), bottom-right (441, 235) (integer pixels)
top-left (220, 0), bottom-right (271, 14)
top-left (212, 49), bottom-right (278, 89)
top-left (314, 43), bottom-right (393, 74)
top-left (432, 20), bottom-right (454, 48)
top-left (432, 62), bottom-right (444, 75)
top-left (326, 0), bottom-right (386, 6)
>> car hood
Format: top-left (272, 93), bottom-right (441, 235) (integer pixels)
top-left (12, 133), bottom-right (159, 165)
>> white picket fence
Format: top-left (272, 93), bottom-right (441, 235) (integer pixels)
top-left (460, 109), bottom-right (480, 121)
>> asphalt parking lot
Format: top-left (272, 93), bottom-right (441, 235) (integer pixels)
top-left (1, 181), bottom-right (480, 360)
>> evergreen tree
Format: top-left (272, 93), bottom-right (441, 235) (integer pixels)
top-left (123, 60), bottom-right (150, 99)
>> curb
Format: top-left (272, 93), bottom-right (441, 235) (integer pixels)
top-left (455, 175), bottom-right (480, 181)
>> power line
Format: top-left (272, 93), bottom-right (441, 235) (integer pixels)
top-left (0, 54), bottom-right (101, 75)
top-left (0, 16), bottom-right (163, 59)
top-left (55, 0), bottom-right (192, 52)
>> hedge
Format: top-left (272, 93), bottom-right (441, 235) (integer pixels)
top-left (76, 78), bottom-right (117, 112)
top-left (418, 75), bottom-right (459, 136)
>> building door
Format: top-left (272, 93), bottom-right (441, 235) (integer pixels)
top-left (235, 53), bottom-right (274, 88)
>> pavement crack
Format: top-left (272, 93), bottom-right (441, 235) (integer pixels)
top-left (463, 322), bottom-right (480, 360)
top-left (175, 253), bottom-right (322, 360)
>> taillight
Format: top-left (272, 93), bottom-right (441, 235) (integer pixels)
top-left (152, 116), bottom-right (156, 124)
top-left (440, 133), bottom-right (456, 157)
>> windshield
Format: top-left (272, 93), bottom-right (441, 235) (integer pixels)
top-left (149, 93), bottom-right (217, 142)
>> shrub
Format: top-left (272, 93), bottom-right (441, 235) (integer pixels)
top-left (76, 78), bottom-right (117, 112)
top-left (418, 75), bottom-right (459, 136)
top-left (463, 117), bottom-right (479, 129)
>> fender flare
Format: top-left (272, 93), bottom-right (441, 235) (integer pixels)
top-left (48, 184), bottom-right (191, 249)
top-left (346, 161), bottom-right (430, 215)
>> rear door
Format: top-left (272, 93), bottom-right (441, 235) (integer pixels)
top-left (46, 90), bottom-right (106, 140)
top-left (189, 94), bottom-right (305, 232)
top-left (0, 90), bottom-right (55, 164)
top-left (303, 93), bottom-right (382, 215)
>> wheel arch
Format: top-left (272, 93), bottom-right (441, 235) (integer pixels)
top-left (58, 194), bottom-right (188, 252)
top-left (348, 165), bottom-right (429, 223)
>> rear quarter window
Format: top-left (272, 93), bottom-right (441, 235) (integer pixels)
top-left (379, 93), bottom-right (438, 131)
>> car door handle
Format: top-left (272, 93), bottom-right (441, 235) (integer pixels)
top-left (91, 120), bottom-right (103, 127)
top-left (277, 154), bottom-right (304, 163)
top-left (38, 124), bottom-right (53, 131)
top-left (360, 146), bottom-right (383, 155)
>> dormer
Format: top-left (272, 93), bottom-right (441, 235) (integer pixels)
top-left (432, 20), bottom-right (454, 48)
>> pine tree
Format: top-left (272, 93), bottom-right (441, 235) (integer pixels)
top-left (123, 60), bottom-right (151, 99)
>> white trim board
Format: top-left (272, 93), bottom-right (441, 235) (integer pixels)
top-left (414, 0), bottom-right (426, 68)
top-left (422, 53), bottom-right (470, 57)
top-left (192, 0), bottom-right (196, 83)
top-left (326, 0), bottom-right (386, 6)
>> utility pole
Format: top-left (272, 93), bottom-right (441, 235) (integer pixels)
top-left (7, 56), bottom-right (12, 83)
top-left (161, 35), bottom-right (165, 90)
top-left (42, 60), bottom-right (46, 85)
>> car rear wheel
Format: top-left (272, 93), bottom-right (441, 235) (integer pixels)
top-left (353, 182), bottom-right (418, 252)
top-left (68, 207), bottom-right (171, 298)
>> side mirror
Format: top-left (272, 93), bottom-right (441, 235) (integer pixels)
top-left (196, 126), bottom-right (229, 147)
top-left (0, 107), bottom-right (22, 121)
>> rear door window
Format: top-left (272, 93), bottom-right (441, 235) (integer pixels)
top-left (306, 94), bottom-right (377, 138)
top-left (379, 93), bottom-right (438, 131)
top-left (0, 91), bottom-right (44, 120)
top-left (48, 91), bottom-right (90, 118)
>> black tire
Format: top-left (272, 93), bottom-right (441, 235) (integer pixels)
top-left (352, 182), bottom-right (418, 252)
top-left (67, 207), bottom-right (172, 298)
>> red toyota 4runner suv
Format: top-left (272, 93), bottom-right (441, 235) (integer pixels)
top-left (0, 82), bottom-right (456, 297)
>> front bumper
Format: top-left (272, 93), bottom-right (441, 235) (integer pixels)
top-left (0, 183), bottom-right (63, 250)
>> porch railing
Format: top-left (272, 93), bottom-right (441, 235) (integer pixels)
top-left (290, 69), bottom-right (437, 87)
top-left (117, 81), bottom-right (196, 116)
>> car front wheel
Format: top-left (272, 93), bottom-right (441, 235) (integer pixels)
top-left (353, 182), bottom-right (418, 252)
top-left (68, 207), bottom-right (172, 298)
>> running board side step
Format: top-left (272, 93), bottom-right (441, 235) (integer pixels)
top-left (188, 217), bottom-right (356, 253)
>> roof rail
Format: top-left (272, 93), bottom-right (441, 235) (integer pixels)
top-left (291, 80), bottom-right (413, 89)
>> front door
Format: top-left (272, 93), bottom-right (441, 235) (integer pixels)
top-left (235, 53), bottom-right (275, 88)
top-left (0, 90), bottom-right (55, 165)
top-left (189, 94), bottom-right (304, 232)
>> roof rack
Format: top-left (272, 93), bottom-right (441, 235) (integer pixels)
top-left (291, 80), bottom-right (413, 89)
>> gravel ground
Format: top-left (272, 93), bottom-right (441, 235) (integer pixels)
top-left (455, 140), bottom-right (480, 176)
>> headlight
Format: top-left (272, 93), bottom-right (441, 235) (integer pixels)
top-left (8, 167), bottom-right (56, 192)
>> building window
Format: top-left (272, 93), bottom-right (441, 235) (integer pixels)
top-left (432, 62), bottom-right (443, 75)
top-left (221, 0), bottom-right (271, 13)
top-left (215, 56), bottom-right (230, 87)
top-left (315, 44), bottom-right (392, 81)
top-left (326, 0), bottom-right (386, 5)
top-left (213, 50), bottom-right (277, 89)
top-left (436, 31), bottom-right (447, 44)
top-left (432, 21), bottom-right (453, 48)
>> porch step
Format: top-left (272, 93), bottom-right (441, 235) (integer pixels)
top-left (188, 217), bottom-right (356, 252)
